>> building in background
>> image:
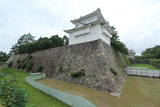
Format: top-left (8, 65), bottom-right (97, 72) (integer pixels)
top-left (128, 49), bottom-right (136, 59)
top-left (64, 8), bottom-right (113, 45)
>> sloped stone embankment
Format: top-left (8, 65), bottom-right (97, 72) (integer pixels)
top-left (7, 39), bottom-right (127, 95)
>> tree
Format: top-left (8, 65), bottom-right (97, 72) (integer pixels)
top-left (0, 51), bottom-right (9, 62)
top-left (17, 33), bottom-right (35, 46)
top-left (110, 26), bottom-right (128, 54)
top-left (11, 35), bottom-right (69, 54)
top-left (63, 35), bottom-right (69, 45)
top-left (110, 26), bottom-right (119, 42)
top-left (11, 33), bottom-right (35, 54)
top-left (142, 45), bottom-right (160, 59)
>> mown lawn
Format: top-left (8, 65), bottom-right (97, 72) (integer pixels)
top-left (0, 67), bottom-right (69, 107)
top-left (38, 76), bottom-right (160, 107)
top-left (129, 64), bottom-right (159, 70)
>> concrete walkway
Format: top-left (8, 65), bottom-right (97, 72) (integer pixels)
top-left (25, 73), bottom-right (96, 107)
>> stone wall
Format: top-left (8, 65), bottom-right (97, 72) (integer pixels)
top-left (7, 39), bottom-right (127, 95)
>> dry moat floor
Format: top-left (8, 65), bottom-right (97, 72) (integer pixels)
top-left (38, 76), bottom-right (160, 107)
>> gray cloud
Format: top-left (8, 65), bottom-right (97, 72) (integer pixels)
top-left (0, 0), bottom-right (160, 55)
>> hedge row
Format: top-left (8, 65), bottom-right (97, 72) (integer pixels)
top-left (131, 59), bottom-right (160, 69)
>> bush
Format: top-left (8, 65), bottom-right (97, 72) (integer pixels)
top-left (0, 72), bottom-right (28, 107)
top-left (110, 68), bottom-right (117, 76)
top-left (26, 62), bottom-right (34, 71)
top-left (148, 59), bottom-right (160, 69)
top-left (8, 61), bottom-right (13, 68)
top-left (17, 57), bottom-right (34, 71)
top-left (133, 59), bottom-right (160, 69)
top-left (17, 60), bottom-right (21, 64)
top-left (124, 56), bottom-right (130, 65)
top-left (21, 63), bottom-right (26, 69)
top-left (28, 55), bottom-right (33, 59)
top-left (37, 66), bottom-right (44, 73)
top-left (71, 71), bottom-right (85, 78)
top-left (17, 63), bottom-right (22, 69)
top-left (111, 41), bottom-right (128, 54)
top-left (59, 66), bottom-right (65, 73)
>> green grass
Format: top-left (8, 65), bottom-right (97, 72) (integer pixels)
top-left (0, 67), bottom-right (69, 107)
top-left (0, 103), bottom-right (3, 107)
top-left (129, 64), bottom-right (159, 70)
top-left (38, 76), bottom-right (160, 107)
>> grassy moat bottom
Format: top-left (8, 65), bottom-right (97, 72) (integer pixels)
top-left (38, 76), bottom-right (160, 107)
top-left (1, 67), bottom-right (160, 107)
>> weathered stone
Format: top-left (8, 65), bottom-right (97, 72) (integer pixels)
top-left (7, 39), bottom-right (127, 95)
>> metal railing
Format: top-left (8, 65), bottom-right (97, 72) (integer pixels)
top-left (126, 67), bottom-right (160, 78)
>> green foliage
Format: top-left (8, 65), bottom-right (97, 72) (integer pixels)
top-left (0, 70), bottom-right (28, 107)
top-left (141, 45), bottom-right (160, 59)
top-left (17, 33), bottom-right (35, 46)
top-left (0, 51), bottom-right (9, 63)
top-left (17, 60), bottom-right (21, 64)
top-left (8, 61), bottom-right (13, 68)
top-left (129, 64), bottom-right (159, 70)
top-left (17, 63), bottom-right (22, 69)
top-left (0, 67), bottom-right (69, 107)
top-left (26, 62), bottom-right (34, 71)
top-left (124, 56), bottom-right (130, 65)
top-left (16, 55), bottom-right (34, 71)
top-left (133, 59), bottom-right (160, 69)
top-left (37, 66), bottom-right (44, 73)
top-left (148, 59), bottom-right (160, 69)
top-left (28, 54), bottom-right (33, 59)
top-left (111, 41), bottom-right (128, 54)
top-left (110, 68), bottom-right (117, 76)
top-left (11, 33), bottom-right (35, 54)
top-left (63, 36), bottom-right (69, 46)
top-left (110, 26), bottom-right (119, 42)
top-left (110, 26), bottom-right (128, 54)
top-left (11, 34), bottom-right (69, 54)
top-left (71, 71), bottom-right (85, 78)
top-left (21, 62), bottom-right (26, 69)
top-left (59, 66), bottom-right (65, 73)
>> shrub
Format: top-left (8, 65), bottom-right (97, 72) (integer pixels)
top-left (59, 66), bottom-right (65, 73)
top-left (148, 59), bottom-right (160, 69)
top-left (37, 66), bottom-right (44, 73)
top-left (17, 57), bottom-right (34, 71)
top-left (124, 56), bottom-right (130, 65)
top-left (21, 63), bottom-right (26, 69)
top-left (111, 41), bottom-right (128, 54)
top-left (71, 71), bottom-right (85, 78)
top-left (110, 68), bottom-right (117, 76)
top-left (17, 60), bottom-right (21, 64)
top-left (17, 63), bottom-right (22, 69)
top-left (58, 64), bottom-right (69, 73)
top-left (0, 72), bottom-right (28, 107)
top-left (28, 55), bottom-right (33, 59)
top-left (8, 61), bottom-right (13, 68)
top-left (26, 62), bottom-right (34, 71)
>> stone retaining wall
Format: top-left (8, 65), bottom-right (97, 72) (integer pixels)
top-left (7, 39), bottom-right (127, 95)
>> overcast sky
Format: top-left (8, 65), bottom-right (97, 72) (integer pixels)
top-left (0, 0), bottom-right (160, 55)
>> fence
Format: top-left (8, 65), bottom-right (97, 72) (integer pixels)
top-left (126, 67), bottom-right (160, 78)
top-left (129, 59), bottom-right (160, 69)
